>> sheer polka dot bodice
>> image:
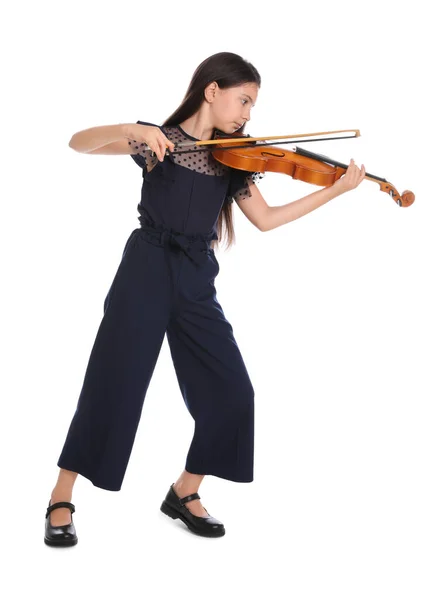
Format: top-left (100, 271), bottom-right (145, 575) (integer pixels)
top-left (128, 121), bottom-right (265, 203)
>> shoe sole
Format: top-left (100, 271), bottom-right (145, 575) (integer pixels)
top-left (160, 501), bottom-right (225, 537)
top-left (44, 536), bottom-right (78, 547)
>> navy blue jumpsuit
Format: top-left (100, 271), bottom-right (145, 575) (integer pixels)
top-left (57, 121), bottom-right (265, 491)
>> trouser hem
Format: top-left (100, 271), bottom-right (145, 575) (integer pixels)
top-left (185, 462), bottom-right (253, 483)
top-left (57, 460), bottom-right (122, 492)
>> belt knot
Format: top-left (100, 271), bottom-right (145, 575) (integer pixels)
top-left (138, 216), bottom-right (217, 266)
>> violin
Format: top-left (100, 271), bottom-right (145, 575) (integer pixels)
top-left (174, 129), bottom-right (415, 208)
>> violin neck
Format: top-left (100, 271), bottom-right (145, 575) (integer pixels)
top-left (294, 145), bottom-right (384, 183)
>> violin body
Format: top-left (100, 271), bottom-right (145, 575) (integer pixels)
top-left (210, 131), bottom-right (415, 207)
top-left (212, 139), bottom-right (345, 187)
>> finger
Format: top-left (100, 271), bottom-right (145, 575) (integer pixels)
top-left (157, 138), bottom-right (166, 161)
top-left (161, 134), bottom-right (175, 158)
top-left (355, 167), bottom-right (365, 186)
top-left (154, 141), bottom-right (164, 161)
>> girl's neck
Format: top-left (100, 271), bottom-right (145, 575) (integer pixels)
top-left (178, 117), bottom-right (214, 142)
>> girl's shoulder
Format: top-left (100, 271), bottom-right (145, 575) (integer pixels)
top-left (162, 125), bottom-right (230, 178)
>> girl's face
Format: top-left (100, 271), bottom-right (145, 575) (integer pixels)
top-left (209, 82), bottom-right (259, 134)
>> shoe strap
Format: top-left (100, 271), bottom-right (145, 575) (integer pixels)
top-left (45, 500), bottom-right (75, 519)
top-left (179, 492), bottom-right (200, 506)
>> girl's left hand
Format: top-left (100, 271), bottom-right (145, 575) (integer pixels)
top-left (333, 159), bottom-right (366, 193)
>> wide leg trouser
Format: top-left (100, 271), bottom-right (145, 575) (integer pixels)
top-left (57, 225), bottom-right (255, 491)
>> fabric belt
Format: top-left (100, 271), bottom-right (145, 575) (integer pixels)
top-left (138, 216), bottom-right (218, 267)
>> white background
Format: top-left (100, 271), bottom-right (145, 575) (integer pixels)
top-left (2, 0), bottom-right (438, 598)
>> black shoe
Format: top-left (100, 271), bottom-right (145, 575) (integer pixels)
top-left (160, 483), bottom-right (225, 537)
top-left (44, 499), bottom-right (78, 547)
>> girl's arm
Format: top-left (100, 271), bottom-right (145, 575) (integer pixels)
top-left (69, 123), bottom-right (131, 153)
top-left (235, 182), bottom-right (344, 232)
top-left (236, 160), bottom-right (366, 231)
top-left (264, 183), bottom-right (344, 231)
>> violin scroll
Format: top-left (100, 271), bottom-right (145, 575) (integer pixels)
top-left (379, 182), bottom-right (415, 207)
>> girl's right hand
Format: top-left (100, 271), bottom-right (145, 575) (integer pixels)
top-left (124, 124), bottom-right (175, 162)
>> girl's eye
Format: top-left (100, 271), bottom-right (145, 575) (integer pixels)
top-left (242, 99), bottom-right (248, 105)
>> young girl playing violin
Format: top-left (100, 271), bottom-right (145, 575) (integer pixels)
top-left (44, 51), bottom-right (366, 546)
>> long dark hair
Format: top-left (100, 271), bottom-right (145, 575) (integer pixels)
top-left (161, 52), bottom-right (261, 251)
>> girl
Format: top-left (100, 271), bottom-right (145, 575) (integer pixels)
top-left (44, 51), bottom-right (366, 546)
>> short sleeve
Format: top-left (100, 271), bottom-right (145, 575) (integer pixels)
top-left (226, 168), bottom-right (265, 204)
top-left (128, 120), bottom-right (164, 171)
